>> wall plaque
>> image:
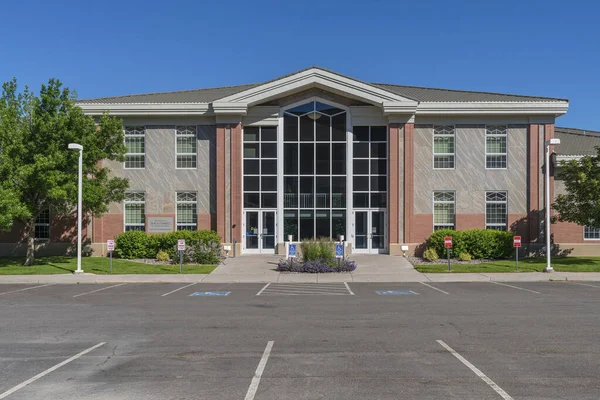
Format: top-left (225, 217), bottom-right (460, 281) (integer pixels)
top-left (148, 217), bottom-right (174, 233)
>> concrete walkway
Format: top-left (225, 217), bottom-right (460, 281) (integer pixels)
top-left (1, 255), bottom-right (599, 284)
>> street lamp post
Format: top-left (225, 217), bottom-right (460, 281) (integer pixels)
top-left (544, 138), bottom-right (561, 272)
top-left (68, 143), bottom-right (84, 274)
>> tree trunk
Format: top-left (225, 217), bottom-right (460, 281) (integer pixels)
top-left (24, 219), bottom-right (36, 266)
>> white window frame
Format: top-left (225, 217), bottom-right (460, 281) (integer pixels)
top-left (124, 126), bottom-right (146, 169)
top-left (485, 191), bottom-right (508, 230)
top-left (34, 207), bottom-right (50, 240)
top-left (485, 125), bottom-right (508, 169)
top-left (433, 191), bottom-right (456, 231)
top-left (123, 192), bottom-right (146, 231)
top-left (433, 125), bottom-right (455, 169)
top-left (176, 191), bottom-right (198, 231)
top-left (175, 126), bottom-right (197, 169)
top-left (584, 226), bottom-right (600, 240)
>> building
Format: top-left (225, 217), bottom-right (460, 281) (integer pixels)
top-left (2, 67), bottom-right (599, 257)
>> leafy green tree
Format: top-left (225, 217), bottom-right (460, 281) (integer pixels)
top-left (554, 147), bottom-right (600, 228)
top-left (0, 78), bottom-right (129, 265)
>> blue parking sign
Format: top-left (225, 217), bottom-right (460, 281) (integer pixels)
top-left (335, 243), bottom-right (344, 258)
top-left (288, 243), bottom-right (297, 258)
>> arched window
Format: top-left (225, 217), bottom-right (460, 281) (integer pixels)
top-left (283, 101), bottom-right (347, 240)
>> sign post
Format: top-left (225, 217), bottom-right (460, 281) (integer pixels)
top-left (444, 236), bottom-right (453, 272)
top-left (107, 240), bottom-right (115, 274)
top-left (177, 239), bottom-right (186, 273)
top-left (335, 242), bottom-right (344, 267)
top-left (513, 236), bottom-right (521, 272)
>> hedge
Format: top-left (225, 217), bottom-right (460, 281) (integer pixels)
top-left (426, 229), bottom-right (514, 259)
top-left (114, 230), bottom-right (222, 264)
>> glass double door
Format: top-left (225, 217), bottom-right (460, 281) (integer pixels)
top-left (243, 210), bottom-right (276, 253)
top-left (354, 210), bottom-right (387, 253)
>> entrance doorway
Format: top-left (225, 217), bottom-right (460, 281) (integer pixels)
top-left (243, 210), bottom-right (277, 253)
top-left (353, 210), bottom-right (387, 254)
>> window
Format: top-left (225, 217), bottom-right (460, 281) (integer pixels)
top-left (433, 125), bottom-right (455, 169)
top-left (584, 226), bottom-right (600, 240)
top-left (35, 208), bottom-right (50, 240)
top-left (283, 101), bottom-right (347, 240)
top-left (176, 126), bottom-right (197, 168)
top-left (433, 191), bottom-right (455, 230)
top-left (243, 126), bottom-right (278, 209)
top-left (352, 126), bottom-right (387, 209)
top-left (486, 125), bottom-right (507, 169)
top-left (176, 192), bottom-right (197, 231)
top-left (486, 191), bottom-right (508, 230)
top-left (124, 126), bottom-right (145, 169)
top-left (124, 192), bottom-right (145, 231)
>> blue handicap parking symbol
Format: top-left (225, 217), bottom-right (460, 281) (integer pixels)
top-left (335, 244), bottom-right (344, 258)
top-left (289, 244), bottom-right (297, 257)
top-left (376, 290), bottom-right (418, 295)
top-left (190, 291), bottom-right (231, 297)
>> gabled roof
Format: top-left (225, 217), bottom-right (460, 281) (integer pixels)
top-left (78, 66), bottom-right (568, 105)
top-left (555, 127), bottom-right (600, 156)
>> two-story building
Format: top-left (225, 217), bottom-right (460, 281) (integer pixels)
top-left (2, 67), bottom-right (599, 257)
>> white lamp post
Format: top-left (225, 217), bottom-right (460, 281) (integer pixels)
top-left (544, 138), bottom-right (560, 272)
top-left (68, 143), bottom-right (84, 274)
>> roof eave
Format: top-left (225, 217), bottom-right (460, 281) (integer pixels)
top-left (77, 102), bottom-right (211, 116)
top-left (415, 101), bottom-right (569, 116)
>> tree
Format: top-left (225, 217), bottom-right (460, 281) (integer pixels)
top-left (553, 146), bottom-right (600, 229)
top-left (0, 78), bottom-right (129, 265)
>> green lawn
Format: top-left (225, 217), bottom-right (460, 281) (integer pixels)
top-left (414, 257), bottom-right (600, 273)
top-left (0, 257), bottom-right (217, 275)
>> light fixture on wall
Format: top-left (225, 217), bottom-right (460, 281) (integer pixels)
top-left (307, 112), bottom-right (322, 120)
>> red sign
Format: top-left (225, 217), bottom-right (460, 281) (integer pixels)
top-left (444, 236), bottom-right (453, 248)
top-left (513, 236), bottom-right (522, 248)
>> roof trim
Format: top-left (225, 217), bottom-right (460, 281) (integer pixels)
top-left (416, 101), bottom-right (569, 116)
top-left (78, 103), bottom-right (210, 116)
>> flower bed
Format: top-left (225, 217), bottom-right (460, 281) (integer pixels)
top-left (277, 258), bottom-right (357, 273)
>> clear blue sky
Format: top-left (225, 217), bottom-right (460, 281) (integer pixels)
top-left (1, 0), bottom-right (598, 130)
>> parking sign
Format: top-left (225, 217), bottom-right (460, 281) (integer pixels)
top-left (513, 236), bottom-right (522, 248)
top-left (335, 243), bottom-right (344, 258)
top-left (288, 243), bottom-right (297, 258)
top-left (177, 239), bottom-right (186, 251)
top-left (107, 240), bottom-right (114, 252)
top-left (444, 236), bottom-right (453, 248)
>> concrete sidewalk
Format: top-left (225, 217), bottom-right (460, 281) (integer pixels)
top-left (1, 254), bottom-right (599, 284)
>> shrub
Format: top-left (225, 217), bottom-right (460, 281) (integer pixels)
top-left (114, 230), bottom-right (223, 264)
top-left (300, 238), bottom-right (335, 264)
top-left (114, 230), bottom-right (150, 259)
top-left (277, 258), bottom-right (357, 273)
top-left (423, 247), bottom-right (439, 261)
top-left (156, 250), bottom-right (170, 262)
top-left (425, 229), bottom-right (514, 260)
top-left (458, 252), bottom-right (472, 261)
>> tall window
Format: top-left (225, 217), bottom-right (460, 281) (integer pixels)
top-left (433, 191), bottom-right (455, 230)
top-left (176, 126), bottom-right (197, 169)
top-left (486, 191), bottom-right (508, 230)
top-left (176, 192), bottom-right (197, 231)
top-left (283, 101), bottom-right (346, 240)
top-left (584, 226), bottom-right (600, 240)
top-left (433, 125), bottom-right (455, 169)
top-left (35, 207), bottom-right (50, 240)
top-left (353, 126), bottom-right (387, 208)
top-left (243, 126), bottom-right (278, 209)
top-left (124, 126), bottom-right (145, 169)
top-left (486, 125), bottom-right (507, 169)
top-left (124, 192), bottom-right (145, 231)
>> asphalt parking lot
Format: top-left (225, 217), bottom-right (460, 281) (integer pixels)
top-left (0, 281), bottom-right (599, 399)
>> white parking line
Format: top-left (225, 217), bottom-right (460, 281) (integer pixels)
top-left (256, 283), bottom-right (271, 296)
top-left (568, 282), bottom-right (600, 289)
top-left (161, 282), bottom-right (198, 297)
top-left (490, 281), bottom-right (540, 294)
top-left (73, 283), bottom-right (126, 298)
top-left (244, 341), bottom-right (274, 400)
top-left (420, 282), bottom-right (449, 295)
top-left (437, 340), bottom-right (514, 400)
top-left (0, 342), bottom-right (106, 399)
top-left (0, 284), bottom-right (53, 296)
top-left (343, 282), bottom-right (355, 295)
